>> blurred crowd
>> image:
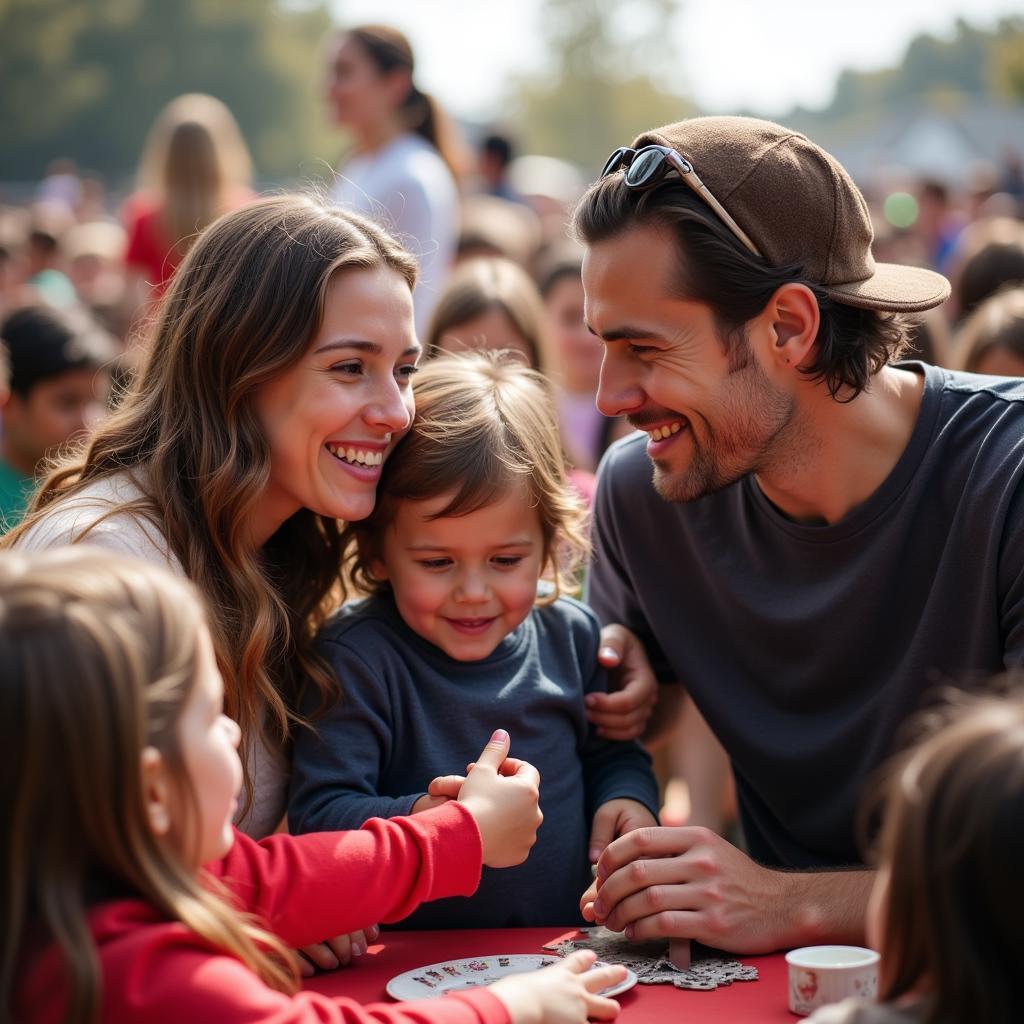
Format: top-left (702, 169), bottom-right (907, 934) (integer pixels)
top-left (3, 31), bottom-right (1024, 839)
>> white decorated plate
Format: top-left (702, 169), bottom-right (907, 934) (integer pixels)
top-left (386, 953), bottom-right (637, 1001)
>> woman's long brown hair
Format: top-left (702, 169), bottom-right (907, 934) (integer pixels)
top-left (0, 549), bottom-right (298, 1024)
top-left (4, 195), bottom-right (418, 814)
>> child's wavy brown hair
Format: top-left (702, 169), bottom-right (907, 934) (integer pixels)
top-left (344, 350), bottom-right (589, 603)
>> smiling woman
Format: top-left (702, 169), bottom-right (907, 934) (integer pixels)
top-left (2, 194), bottom-right (420, 841)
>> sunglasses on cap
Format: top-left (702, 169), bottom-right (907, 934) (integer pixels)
top-left (601, 145), bottom-right (762, 258)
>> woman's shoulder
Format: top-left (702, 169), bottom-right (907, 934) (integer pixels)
top-left (15, 472), bottom-right (183, 574)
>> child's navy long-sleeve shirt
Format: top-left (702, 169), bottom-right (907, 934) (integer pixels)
top-left (289, 593), bottom-right (659, 928)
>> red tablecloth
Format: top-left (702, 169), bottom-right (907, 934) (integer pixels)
top-left (305, 928), bottom-right (799, 1024)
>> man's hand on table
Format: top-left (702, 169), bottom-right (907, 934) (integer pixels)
top-left (579, 826), bottom-right (874, 955)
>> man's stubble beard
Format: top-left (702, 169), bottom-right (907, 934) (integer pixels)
top-left (650, 360), bottom-right (797, 504)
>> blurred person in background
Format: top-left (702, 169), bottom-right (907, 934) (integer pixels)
top-left (326, 24), bottom-right (461, 336)
top-left (426, 257), bottom-right (548, 367)
top-left (0, 305), bottom-right (115, 531)
top-left (35, 158), bottom-right (82, 218)
top-left (24, 224), bottom-right (77, 309)
top-left (952, 286), bottom-right (1024, 376)
top-left (455, 194), bottom-right (541, 267)
top-left (63, 220), bottom-right (131, 339)
top-left (537, 249), bottom-right (631, 475)
top-left (914, 178), bottom-right (964, 273)
top-left (947, 216), bottom-right (1024, 324)
top-left (122, 93), bottom-right (255, 306)
top-left (477, 131), bottom-right (523, 204)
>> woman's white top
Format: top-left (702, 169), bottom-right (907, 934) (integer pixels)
top-left (331, 131), bottom-right (459, 336)
top-left (14, 471), bottom-right (290, 839)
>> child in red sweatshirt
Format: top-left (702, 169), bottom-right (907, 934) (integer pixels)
top-left (2, 548), bottom-right (625, 1024)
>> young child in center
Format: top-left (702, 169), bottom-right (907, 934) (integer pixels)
top-left (1, 547), bottom-right (627, 1024)
top-left (806, 689), bottom-right (1024, 1024)
top-left (289, 351), bottom-right (660, 929)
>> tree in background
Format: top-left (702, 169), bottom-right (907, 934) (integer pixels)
top-left (508, 0), bottom-right (695, 177)
top-left (782, 17), bottom-right (1024, 149)
top-left (0, 0), bottom-right (336, 187)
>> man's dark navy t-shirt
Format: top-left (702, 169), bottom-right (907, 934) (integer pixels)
top-left (587, 364), bottom-right (1024, 868)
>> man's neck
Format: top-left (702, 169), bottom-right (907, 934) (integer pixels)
top-left (754, 364), bottom-right (926, 525)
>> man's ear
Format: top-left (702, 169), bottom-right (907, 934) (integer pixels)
top-left (761, 282), bottom-right (820, 370)
top-left (140, 746), bottom-right (173, 837)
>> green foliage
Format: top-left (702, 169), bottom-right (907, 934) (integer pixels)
top-left (827, 17), bottom-right (1003, 119)
top-left (776, 16), bottom-right (1024, 152)
top-left (0, 0), bottom-right (336, 184)
top-left (508, 0), bottom-right (694, 175)
top-left (991, 25), bottom-right (1024, 99)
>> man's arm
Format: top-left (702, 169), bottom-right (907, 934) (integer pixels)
top-left (581, 826), bottom-right (873, 954)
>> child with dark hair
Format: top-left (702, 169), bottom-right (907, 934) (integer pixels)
top-left (807, 688), bottom-right (1024, 1024)
top-left (0, 304), bottom-right (115, 530)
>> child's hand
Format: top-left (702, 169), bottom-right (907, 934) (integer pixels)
top-left (457, 729), bottom-right (543, 868)
top-left (488, 950), bottom-right (624, 1024)
top-left (295, 926), bottom-right (379, 975)
top-left (588, 798), bottom-right (658, 864)
top-left (411, 793), bottom-right (452, 813)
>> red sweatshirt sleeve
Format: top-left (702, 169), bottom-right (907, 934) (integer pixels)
top-left (204, 802), bottom-right (482, 947)
top-left (98, 938), bottom-right (512, 1024)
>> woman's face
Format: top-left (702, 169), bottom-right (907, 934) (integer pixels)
top-left (252, 266), bottom-right (419, 545)
top-left (325, 34), bottom-right (403, 132)
top-left (436, 307), bottom-right (537, 368)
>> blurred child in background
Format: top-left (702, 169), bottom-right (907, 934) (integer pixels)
top-left (0, 304), bottom-right (115, 530)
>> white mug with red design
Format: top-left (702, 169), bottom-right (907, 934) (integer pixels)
top-left (785, 945), bottom-right (880, 1016)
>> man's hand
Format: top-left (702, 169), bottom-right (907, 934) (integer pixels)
top-left (586, 624), bottom-right (659, 740)
top-left (588, 798), bottom-right (658, 864)
top-left (579, 826), bottom-right (872, 954)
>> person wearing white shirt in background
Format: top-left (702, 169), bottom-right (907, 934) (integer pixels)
top-left (326, 24), bottom-right (461, 337)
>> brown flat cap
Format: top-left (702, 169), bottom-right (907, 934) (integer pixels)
top-left (634, 116), bottom-right (950, 313)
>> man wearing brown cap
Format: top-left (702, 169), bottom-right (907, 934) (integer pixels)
top-left (575, 116), bottom-right (1022, 952)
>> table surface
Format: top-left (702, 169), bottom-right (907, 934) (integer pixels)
top-left (305, 928), bottom-right (800, 1023)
